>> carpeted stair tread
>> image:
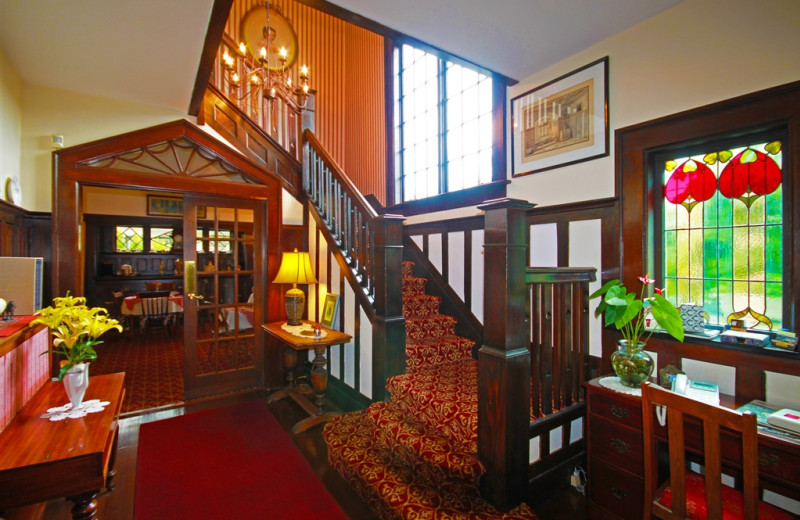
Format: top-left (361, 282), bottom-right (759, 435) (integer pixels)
top-left (406, 335), bottom-right (474, 372)
top-left (405, 314), bottom-right (457, 341)
top-left (402, 261), bottom-right (414, 278)
top-left (402, 294), bottom-right (442, 318)
top-left (324, 411), bottom-right (538, 520)
top-left (402, 276), bottom-right (428, 297)
top-left (367, 401), bottom-right (485, 488)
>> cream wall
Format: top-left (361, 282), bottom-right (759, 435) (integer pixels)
top-left (20, 84), bottom-right (185, 212)
top-left (1, 47), bottom-right (22, 207)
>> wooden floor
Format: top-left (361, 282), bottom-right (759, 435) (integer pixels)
top-left (2, 391), bottom-right (587, 519)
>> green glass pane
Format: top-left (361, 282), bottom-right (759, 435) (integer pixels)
top-left (703, 228), bottom-right (718, 279)
top-left (749, 196), bottom-right (765, 225)
top-left (765, 186), bottom-right (782, 225)
top-left (718, 228), bottom-right (733, 280)
top-left (717, 197), bottom-right (732, 227)
top-left (718, 280), bottom-right (733, 323)
top-left (665, 278), bottom-right (678, 306)
top-left (677, 278), bottom-right (689, 305)
top-left (676, 201), bottom-right (689, 230)
top-left (677, 230), bottom-right (689, 277)
top-left (733, 281), bottom-right (749, 316)
top-left (689, 229), bottom-right (703, 279)
top-left (690, 279), bottom-right (704, 305)
top-left (664, 202), bottom-right (677, 231)
top-left (766, 282), bottom-right (783, 329)
top-left (689, 202), bottom-right (703, 228)
top-left (749, 281), bottom-right (765, 313)
top-left (765, 224), bottom-right (782, 282)
top-left (704, 280), bottom-right (719, 326)
top-left (732, 227), bottom-right (749, 280)
top-left (664, 230), bottom-right (677, 277)
top-left (703, 194), bottom-right (718, 228)
top-left (733, 199), bottom-right (749, 226)
top-left (748, 226), bottom-right (765, 281)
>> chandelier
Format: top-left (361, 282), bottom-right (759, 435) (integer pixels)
top-left (221, 2), bottom-right (312, 113)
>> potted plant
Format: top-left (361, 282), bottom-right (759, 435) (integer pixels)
top-left (32, 293), bottom-right (122, 407)
top-left (590, 275), bottom-right (684, 387)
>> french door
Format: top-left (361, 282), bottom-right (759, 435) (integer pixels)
top-left (182, 195), bottom-right (265, 400)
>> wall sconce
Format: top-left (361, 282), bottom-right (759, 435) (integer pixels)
top-left (273, 248), bottom-right (317, 325)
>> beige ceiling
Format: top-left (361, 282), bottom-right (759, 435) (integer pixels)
top-left (0, 0), bottom-right (684, 113)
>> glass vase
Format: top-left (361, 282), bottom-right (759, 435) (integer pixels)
top-left (611, 340), bottom-right (654, 388)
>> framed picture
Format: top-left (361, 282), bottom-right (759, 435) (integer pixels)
top-left (511, 56), bottom-right (609, 176)
top-left (240, 5), bottom-right (298, 70)
top-left (146, 195), bottom-right (207, 218)
top-left (320, 293), bottom-right (340, 329)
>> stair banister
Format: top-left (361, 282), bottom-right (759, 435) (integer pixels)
top-left (302, 129), bottom-right (406, 400)
top-left (478, 197), bottom-right (535, 510)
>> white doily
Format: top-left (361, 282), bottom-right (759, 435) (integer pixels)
top-left (598, 376), bottom-right (642, 396)
top-left (40, 400), bottom-right (111, 421)
top-left (281, 322), bottom-right (328, 339)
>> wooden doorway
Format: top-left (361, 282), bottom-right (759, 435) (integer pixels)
top-left (52, 120), bottom-right (289, 398)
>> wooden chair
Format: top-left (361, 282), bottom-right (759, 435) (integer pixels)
top-left (138, 292), bottom-right (174, 335)
top-left (641, 382), bottom-right (793, 520)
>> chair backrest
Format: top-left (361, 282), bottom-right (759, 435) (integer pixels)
top-left (138, 290), bottom-right (171, 299)
top-left (140, 296), bottom-right (170, 318)
top-left (146, 281), bottom-right (175, 291)
top-left (641, 382), bottom-right (759, 520)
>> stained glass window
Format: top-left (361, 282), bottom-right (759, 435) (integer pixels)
top-left (661, 141), bottom-right (783, 330)
top-left (150, 227), bottom-right (174, 252)
top-left (116, 226), bottom-right (144, 252)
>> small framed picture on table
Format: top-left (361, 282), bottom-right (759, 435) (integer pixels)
top-left (320, 293), bottom-right (340, 329)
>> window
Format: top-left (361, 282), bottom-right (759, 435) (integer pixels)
top-left (115, 226), bottom-right (144, 252)
top-left (660, 139), bottom-right (784, 330)
top-left (393, 44), bottom-right (494, 203)
top-left (150, 227), bottom-right (174, 252)
top-left (196, 229), bottom-right (232, 253)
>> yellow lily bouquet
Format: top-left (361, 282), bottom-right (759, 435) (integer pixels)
top-left (32, 293), bottom-right (123, 381)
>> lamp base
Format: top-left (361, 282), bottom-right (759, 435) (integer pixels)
top-left (285, 287), bottom-right (305, 326)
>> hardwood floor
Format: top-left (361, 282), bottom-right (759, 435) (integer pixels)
top-left (2, 391), bottom-right (587, 520)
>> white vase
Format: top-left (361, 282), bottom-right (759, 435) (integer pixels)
top-left (64, 362), bottom-right (90, 409)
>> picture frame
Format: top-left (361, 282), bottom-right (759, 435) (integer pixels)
top-left (146, 195), bottom-right (207, 218)
top-left (240, 5), bottom-right (298, 71)
top-left (511, 56), bottom-right (609, 177)
top-left (320, 293), bottom-right (340, 329)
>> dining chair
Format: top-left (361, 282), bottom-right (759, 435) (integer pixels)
top-left (138, 292), bottom-right (173, 335)
top-left (641, 381), bottom-right (793, 520)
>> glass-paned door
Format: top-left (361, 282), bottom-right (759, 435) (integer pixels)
top-left (183, 195), bottom-right (264, 400)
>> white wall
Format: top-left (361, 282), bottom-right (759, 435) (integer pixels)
top-left (1, 47), bottom-right (22, 208)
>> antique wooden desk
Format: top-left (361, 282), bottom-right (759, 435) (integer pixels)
top-left (585, 376), bottom-right (800, 519)
top-left (263, 320), bottom-right (351, 433)
top-left (0, 373), bottom-right (125, 519)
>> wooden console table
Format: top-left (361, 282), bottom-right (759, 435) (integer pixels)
top-left (0, 372), bottom-right (125, 519)
top-left (585, 375), bottom-right (800, 519)
top-left (263, 321), bottom-right (351, 434)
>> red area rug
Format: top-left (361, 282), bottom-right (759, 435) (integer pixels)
top-left (134, 400), bottom-right (348, 520)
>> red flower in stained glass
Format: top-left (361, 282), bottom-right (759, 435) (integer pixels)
top-left (664, 160), bottom-right (717, 204)
top-left (718, 149), bottom-right (781, 199)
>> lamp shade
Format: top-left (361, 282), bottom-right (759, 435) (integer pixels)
top-left (273, 249), bottom-right (316, 326)
top-left (273, 249), bottom-right (317, 285)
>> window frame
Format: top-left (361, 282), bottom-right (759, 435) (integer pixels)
top-left (650, 128), bottom-right (789, 329)
top-left (386, 36), bottom-right (509, 216)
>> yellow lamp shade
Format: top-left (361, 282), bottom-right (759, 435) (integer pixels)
top-left (273, 249), bottom-right (316, 325)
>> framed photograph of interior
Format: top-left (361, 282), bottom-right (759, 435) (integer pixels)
top-left (511, 56), bottom-right (608, 176)
top-left (320, 293), bottom-right (340, 329)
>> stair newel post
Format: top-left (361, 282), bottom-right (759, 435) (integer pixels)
top-left (478, 198), bottom-right (535, 510)
top-left (371, 214), bottom-right (406, 401)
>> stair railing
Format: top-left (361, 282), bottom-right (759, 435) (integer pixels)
top-left (302, 129), bottom-right (406, 400)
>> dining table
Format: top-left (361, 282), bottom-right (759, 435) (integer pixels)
top-left (120, 293), bottom-right (184, 316)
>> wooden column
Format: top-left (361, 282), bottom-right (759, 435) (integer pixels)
top-left (371, 213), bottom-right (406, 401)
top-left (478, 198), bottom-right (534, 510)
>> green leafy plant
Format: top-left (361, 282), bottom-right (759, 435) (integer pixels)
top-left (32, 293), bottom-right (123, 381)
top-left (590, 275), bottom-right (684, 345)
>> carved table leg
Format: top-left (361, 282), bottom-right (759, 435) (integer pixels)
top-left (68, 491), bottom-right (98, 520)
top-left (309, 345), bottom-right (328, 415)
top-left (267, 347), bottom-right (299, 404)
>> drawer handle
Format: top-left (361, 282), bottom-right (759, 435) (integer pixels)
top-left (610, 438), bottom-right (631, 454)
top-left (759, 452), bottom-right (780, 467)
top-left (611, 486), bottom-right (630, 499)
top-left (610, 404), bottom-right (630, 418)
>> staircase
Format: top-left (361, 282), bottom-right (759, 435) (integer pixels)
top-left (324, 262), bottom-right (537, 519)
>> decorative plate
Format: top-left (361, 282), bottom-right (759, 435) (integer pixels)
top-left (5, 177), bottom-right (21, 205)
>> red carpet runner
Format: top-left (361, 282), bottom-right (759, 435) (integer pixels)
top-left (134, 400), bottom-right (348, 519)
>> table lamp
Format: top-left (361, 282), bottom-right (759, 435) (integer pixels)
top-left (273, 249), bottom-right (317, 326)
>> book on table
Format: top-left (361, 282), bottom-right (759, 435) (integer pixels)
top-left (737, 401), bottom-right (800, 439)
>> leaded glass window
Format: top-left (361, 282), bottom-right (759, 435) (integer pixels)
top-left (150, 227), bottom-right (174, 252)
top-left (116, 226), bottom-right (144, 252)
top-left (661, 140), bottom-right (783, 330)
top-left (393, 44), bottom-right (493, 203)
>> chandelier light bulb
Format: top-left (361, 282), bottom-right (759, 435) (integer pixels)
top-left (260, 47), bottom-right (267, 60)
top-left (239, 42), bottom-right (247, 55)
top-left (279, 47), bottom-right (288, 59)
top-left (300, 65), bottom-right (308, 77)
top-left (231, 72), bottom-right (240, 83)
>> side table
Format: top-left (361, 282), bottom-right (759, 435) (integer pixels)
top-left (263, 320), bottom-right (352, 433)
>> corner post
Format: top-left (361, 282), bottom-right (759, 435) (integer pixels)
top-left (478, 197), bottom-right (534, 509)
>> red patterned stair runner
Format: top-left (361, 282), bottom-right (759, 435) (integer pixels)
top-left (324, 262), bottom-right (537, 519)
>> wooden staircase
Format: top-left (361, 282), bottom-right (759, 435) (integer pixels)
top-left (323, 262), bottom-right (537, 519)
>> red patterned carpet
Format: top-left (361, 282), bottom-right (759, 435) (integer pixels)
top-left (90, 329), bottom-right (184, 413)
